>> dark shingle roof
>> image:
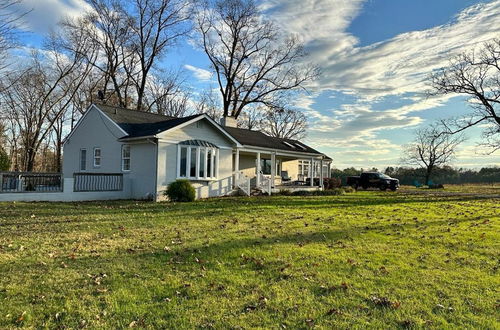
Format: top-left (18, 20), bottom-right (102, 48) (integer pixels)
top-left (94, 104), bottom-right (332, 159)
top-left (96, 104), bottom-right (202, 138)
top-left (224, 127), bottom-right (326, 156)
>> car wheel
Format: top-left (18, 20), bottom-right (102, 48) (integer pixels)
top-left (390, 187), bottom-right (397, 191)
top-left (362, 185), bottom-right (368, 190)
top-left (380, 184), bottom-right (387, 191)
top-left (352, 184), bottom-right (358, 190)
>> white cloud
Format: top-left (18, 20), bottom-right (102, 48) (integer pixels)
top-left (8, 0), bottom-right (91, 34)
top-left (265, 0), bottom-right (500, 167)
top-left (184, 64), bottom-right (213, 81)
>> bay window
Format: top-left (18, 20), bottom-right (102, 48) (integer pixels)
top-left (177, 140), bottom-right (219, 180)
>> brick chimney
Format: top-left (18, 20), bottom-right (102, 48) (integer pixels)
top-left (221, 115), bottom-right (237, 127)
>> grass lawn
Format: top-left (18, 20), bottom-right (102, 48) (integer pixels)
top-left (0, 186), bottom-right (499, 329)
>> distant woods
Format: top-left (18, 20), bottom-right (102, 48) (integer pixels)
top-left (0, 0), bottom-right (313, 172)
top-left (331, 166), bottom-right (500, 186)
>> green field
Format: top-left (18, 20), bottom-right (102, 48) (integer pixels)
top-left (0, 186), bottom-right (499, 329)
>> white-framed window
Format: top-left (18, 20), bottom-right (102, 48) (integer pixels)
top-left (298, 160), bottom-right (310, 177)
top-left (80, 149), bottom-right (87, 171)
top-left (177, 144), bottom-right (218, 180)
top-left (93, 147), bottom-right (101, 167)
top-left (121, 145), bottom-right (131, 171)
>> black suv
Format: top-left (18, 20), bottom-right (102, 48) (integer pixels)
top-left (346, 172), bottom-right (400, 191)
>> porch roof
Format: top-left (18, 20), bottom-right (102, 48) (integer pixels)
top-left (224, 127), bottom-right (331, 160)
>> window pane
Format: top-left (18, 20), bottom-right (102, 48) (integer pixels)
top-left (207, 149), bottom-right (212, 177)
top-left (213, 151), bottom-right (217, 178)
top-left (123, 159), bottom-right (130, 171)
top-left (199, 148), bottom-right (205, 177)
top-left (80, 149), bottom-right (86, 171)
top-left (122, 145), bottom-right (130, 171)
top-left (180, 147), bottom-right (187, 177)
top-left (190, 148), bottom-right (196, 177)
top-left (122, 145), bottom-right (130, 158)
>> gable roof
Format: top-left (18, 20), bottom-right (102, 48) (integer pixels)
top-left (98, 104), bottom-right (202, 138)
top-left (94, 104), bottom-right (240, 145)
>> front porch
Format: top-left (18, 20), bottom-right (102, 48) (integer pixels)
top-left (233, 148), bottom-right (331, 195)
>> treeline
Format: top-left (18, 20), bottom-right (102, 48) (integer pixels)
top-left (331, 166), bottom-right (500, 185)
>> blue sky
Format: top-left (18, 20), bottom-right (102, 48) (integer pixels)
top-left (10, 0), bottom-right (500, 169)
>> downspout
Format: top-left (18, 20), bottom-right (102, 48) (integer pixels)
top-left (147, 138), bottom-right (159, 201)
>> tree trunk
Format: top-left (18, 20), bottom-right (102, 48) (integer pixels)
top-left (425, 166), bottom-right (433, 186)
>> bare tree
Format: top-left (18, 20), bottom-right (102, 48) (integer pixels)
top-left (195, 87), bottom-right (222, 122)
top-left (61, 0), bottom-right (135, 108)
top-left (0, 34), bottom-right (95, 171)
top-left (260, 106), bottom-right (307, 139)
top-left (144, 71), bottom-right (191, 116)
top-left (401, 124), bottom-right (465, 185)
top-left (237, 106), bottom-right (263, 129)
top-left (63, 0), bottom-right (190, 111)
top-left (431, 38), bottom-right (500, 153)
top-left (0, 0), bottom-right (29, 71)
top-left (128, 0), bottom-right (191, 110)
top-left (196, 0), bottom-right (318, 119)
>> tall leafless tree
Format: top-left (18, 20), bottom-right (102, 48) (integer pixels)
top-left (196, 0), bottom-right (318, 119)
top-left (128, 0), bottom-right (191, 110)
top-left (63, 0), bottom-right (190, 111)
top-left (195, 87), bottom-right (222, 122)
top-left (144, 71), bottom-right (191, 116)
top-left (0, 33), bottom-right (96, 171)
top-left (0, 0), bottom-right (29, 71)
top-left (61, 0), bottom-right (135, 108)
top-left (260, 106), bottom-right (307, 139)
top-left (431, 38), bottom-right (500, 153)
top-left (401, 124), bottom-right (465, 185)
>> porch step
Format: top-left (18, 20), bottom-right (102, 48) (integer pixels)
top-left (250, 188), bottom-right (269, 196)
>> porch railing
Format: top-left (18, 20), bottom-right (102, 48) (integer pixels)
top-left (234, 171), bottom-right (251, 196)
top-left (258, 172), bottom-right (272, 195)
top-left (74, 173), bottom-right (123, 192)
top-left (0, 172), bottom-right (63, 193)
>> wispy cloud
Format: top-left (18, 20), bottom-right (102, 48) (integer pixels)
top-left (184, 64), bottom-right (213, 81)
top-left (264, 0), bottom-right (500, 167)
top-left (8, 0), bottom-right (91, 33)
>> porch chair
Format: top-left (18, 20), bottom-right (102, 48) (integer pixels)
top-left (281, 171), bottom-right (291, 185)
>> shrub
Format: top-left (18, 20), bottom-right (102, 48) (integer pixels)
top-left (278, 189), bottom-right (292, 196)
top-left (165, 179), bottom-right (196, 202)
top-left (343, 186), bottom-right (356, 193)
top-left (323, 177), bottom-right (342, 190)
top-left (428, 183), bottom-right (444, 189)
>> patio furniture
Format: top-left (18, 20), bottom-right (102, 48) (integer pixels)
top-left (281, 171), bottom-right (291, 183)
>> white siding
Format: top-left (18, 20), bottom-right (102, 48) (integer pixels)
top-left (63, 106), bottom-right (127, 178)
top-left (129, 142), bottom-right (157, 199)
top-left (62, 106), bottom-right (157, 200)
top-left (158, 118), bottom-right (234, 148)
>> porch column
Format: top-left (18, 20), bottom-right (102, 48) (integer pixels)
top-left (271, 152), bottom-right (276, 188)
top-left (256, 152), bottom-right (261, 186)
top-left (310, 157), bottom-right (314, 187)
top-left (319, 159), bottom-right (323, 189)
top-left (328, 162), bottom-right (331, 178)
top-left (235, 149), bottom-right (240, 174)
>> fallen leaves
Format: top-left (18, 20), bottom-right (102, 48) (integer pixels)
top-left (369, 296), bottom-right (401, 309)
